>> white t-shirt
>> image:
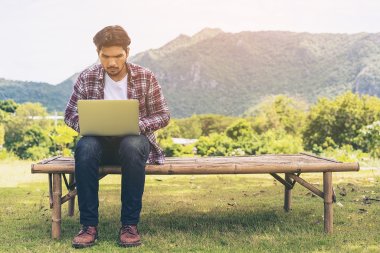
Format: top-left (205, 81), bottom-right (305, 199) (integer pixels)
top-left (104, 73), bottom-right (128, 100)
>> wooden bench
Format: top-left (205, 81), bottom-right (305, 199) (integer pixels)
top-left (31, 153), bottom-right (359, 239)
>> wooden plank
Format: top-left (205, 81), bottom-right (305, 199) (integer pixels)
top-left (68, 174), bottom-right (75, 217)
top-left (61, 189), bottom-right (77, 205)
top-left (31, 161), bottom-right (360, 174)
top-left (31, 154), bottom-right (360, 174)
top-left (288, 174), bottom-right (324, 199)
top-left (284, 173), bottom-right (292, 212)
top-left (300, 152), bottom-right (340, 163)
top-left (324, 172), bottom-right (333, 234)
top-left (40, 156), bottom-right (62, 164)
top-left (270, 173), bottom-right (293, 189)
top-left (52, 174), bottom-right (62, 239)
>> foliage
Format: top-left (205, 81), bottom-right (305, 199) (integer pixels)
top-left (195, 133), bottom-right (234, 156)
top-left (225, 119), bottom-right (253, 140)
top-left (355, 121), bottom-right (380, 158)
top-left (320, 145), bottom-right (369, 163)
top-left (50, 124), bottom-right (78, 155)
top-left (175, 114), bottom-right (237, 138)
top-left (245, 95), bottom-right (308, 135)
top-left (0, 99), bottom-right (18, 113)
top-left (156, 120), bottom-right (181, 141)
top-left (0, 124), bottom-right (4, 147)
top-left (17, 125), bottom-right (52, 159)
top-left (0, 149), bottom-right (17, 160)
top-left (175, 116), bottom-right (203, 139)
top-left (303, 92), bottom-right (380, 152)
top-left (2, 92), bottom-right (380, 161)
top-left (197, 114), bottom-right (238, 136)
top-left (23, 146), bottom-right (51, 160)
top-left (4, 103), bottom-right (52, 158)
top-left (255, 129), bottom-right (304, 155)
top-left (195, 119), bottom-right (303, 157)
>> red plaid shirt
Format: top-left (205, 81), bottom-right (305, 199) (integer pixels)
top-left (64, 62), bottom-right (170, 164)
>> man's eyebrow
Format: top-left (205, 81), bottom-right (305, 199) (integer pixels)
top-left (101, 53), bottom-right (124, 57)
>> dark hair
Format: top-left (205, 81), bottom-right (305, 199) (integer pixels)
top-left (93, 25), bottom-right (131, 52)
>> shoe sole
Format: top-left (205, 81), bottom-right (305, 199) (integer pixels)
top-left (118, 241), bottom-right (141, 247)
top-left (72, 239), bottom-right (97, 249)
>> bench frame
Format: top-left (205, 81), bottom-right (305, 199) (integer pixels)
top-left (31, 154), bottom-right (359, 239)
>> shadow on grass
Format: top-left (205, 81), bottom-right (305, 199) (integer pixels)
top-left (50, 207), bottom-right (313, 241)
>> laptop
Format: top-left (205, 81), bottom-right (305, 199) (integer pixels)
top-left (78, 99), bottom-right (139, 136)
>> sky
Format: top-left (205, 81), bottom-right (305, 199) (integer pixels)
top-left (0, 0), bottom-right (380, 84)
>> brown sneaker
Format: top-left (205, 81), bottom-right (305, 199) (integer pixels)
top-left (118, 224), bottom-right (141, 247)
top-left (72, 226), bottom-right (98, 248)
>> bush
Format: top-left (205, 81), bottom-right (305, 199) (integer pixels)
top-left (303, 92), bottom-right (380, 151)
top-left (23, 146), bottom-right (50, 160)
top-left (0, 149), bottom-right (17, 160)
top-left (355, 121), bottom-right (380, 158)
top-left (256, 130), bottom-right (304, 154)
top-left (195, 133), bottom-right (234, 156)
top-left (320, 145), bottom-right (369, 162)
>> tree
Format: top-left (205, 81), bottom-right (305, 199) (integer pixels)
top-left (175, 114), bottom-right (237, 138)
top-left (256, 129), bottom-right (303, 154)
top-left (50, 124), bottom-right (78, 156)
top-left (0, 124), bottom-right (4, 148)
top-left (0, 99), bottom-right (18, 113)
top-left (176, 115), bottom-right (203, 139)
top-left (356, 121), bottom-right (380, 158)
top-left (245, 95), bottom-right (307, 135)
top-left (4, 102), bottom-right (53, 159)
top-left (197, 114), bottom-right (237, 136)
top-left (225, 119), bottom-right (253, 140)
top-left (10, 124), bottom-right (52, 159)
top-left (303, 92), bottom-right (380, 152)
top-left (195, 133), bottom-right (234, 156)
top-left (156, 120), bottom-right (181, 141)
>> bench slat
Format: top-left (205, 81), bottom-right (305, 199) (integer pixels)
top-left (31, 155), bottom-right (359, 174)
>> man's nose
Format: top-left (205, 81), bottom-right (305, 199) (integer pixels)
top-left (108, 58), bottom-right (117, 66)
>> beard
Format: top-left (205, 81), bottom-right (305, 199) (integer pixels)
top-left (106, 67), bottom-right (122, 76)
top-left (106, 63), bottom-right (126, 77)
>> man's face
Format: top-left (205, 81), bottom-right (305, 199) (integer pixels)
top-left (98, 46), bottom-right (129, 80)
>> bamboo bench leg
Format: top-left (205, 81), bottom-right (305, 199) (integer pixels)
top-left (323, 172), bottom-right (333, 234)
top-left (284, 173), bottom-right (292, 212)
top-left (68, 174), bottom-right (75, 217)
top-left (52, 173), bottom-right (62, 239)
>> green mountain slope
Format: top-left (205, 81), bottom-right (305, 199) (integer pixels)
top-left (1, 29), bottom-right (380, 117)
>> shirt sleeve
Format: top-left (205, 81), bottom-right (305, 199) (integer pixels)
top-left (139, 73), bottom-right (170, 133)
top-left (64, 74), bottom-right (86, 133)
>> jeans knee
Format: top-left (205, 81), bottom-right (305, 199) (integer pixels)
top-left (119, 135), bottom-right (150, 161)
top-left (75, 136), bottom-right (103, 161)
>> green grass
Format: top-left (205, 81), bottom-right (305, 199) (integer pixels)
top-left (0, 160), bottom-right (379, 252)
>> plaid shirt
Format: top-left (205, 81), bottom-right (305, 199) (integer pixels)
top-left (64, 62), bottom-right (170, 164)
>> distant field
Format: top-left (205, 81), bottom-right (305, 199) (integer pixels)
top-left (0, 160), bottom-right (379, 252)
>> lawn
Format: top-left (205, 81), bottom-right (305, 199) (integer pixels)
top-left (0, 159), bottom-right (379, 252)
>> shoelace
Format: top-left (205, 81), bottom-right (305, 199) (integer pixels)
top-left (121, 225), bottom-right (138, 236)
top-left (78, 226), bottom-right (95, 236)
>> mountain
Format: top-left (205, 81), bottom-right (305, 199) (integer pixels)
top-left (0, 77), bottom-right (73, 111)
top-left (1, 28), bottom-right (380, 117)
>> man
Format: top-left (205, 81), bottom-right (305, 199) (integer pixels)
top-left (64, 25), bottom-right (170, 248)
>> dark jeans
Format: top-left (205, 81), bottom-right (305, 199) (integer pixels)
top-left (74, 135), bottom-right (150, 226)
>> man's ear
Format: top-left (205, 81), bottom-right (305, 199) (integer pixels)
top-left (125, 47), bottom-right (130, 58)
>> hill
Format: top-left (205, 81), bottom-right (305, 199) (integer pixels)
top-left (1, 29), bottom-right (380, 117)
